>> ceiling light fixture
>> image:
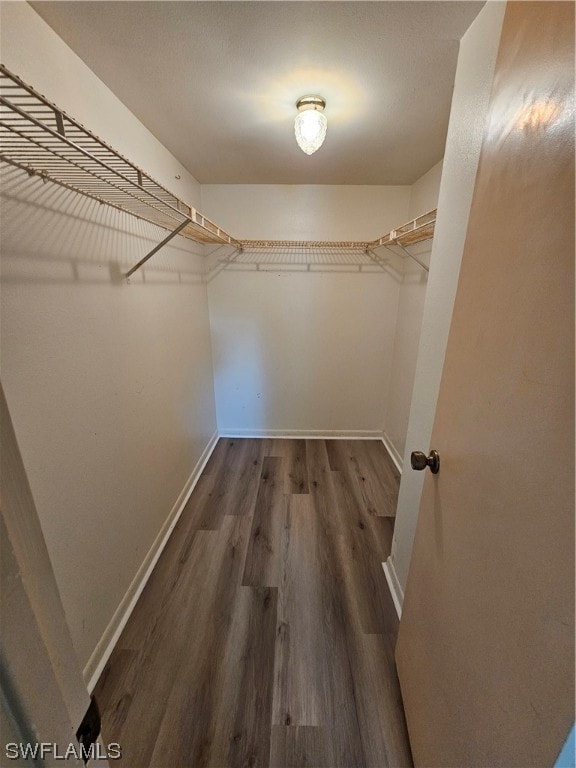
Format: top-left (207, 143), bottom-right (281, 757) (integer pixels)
top-left (294, 95), bottom-right (327, 155)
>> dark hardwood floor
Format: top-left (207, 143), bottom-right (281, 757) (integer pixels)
top-left (94, 439), bottom-right (412, 767)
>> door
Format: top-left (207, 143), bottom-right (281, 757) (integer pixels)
top-left (395, 3), bottom-right (574, 767)
top-left (1, 383), bottom-right (109, 766)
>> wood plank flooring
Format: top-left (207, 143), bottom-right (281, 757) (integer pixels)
top-left (94, 439), bottom-right (411, 768)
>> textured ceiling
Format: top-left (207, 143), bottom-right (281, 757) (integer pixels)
top-left (31, 1), bottom-right (485, 185)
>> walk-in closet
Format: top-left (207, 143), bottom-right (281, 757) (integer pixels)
top-left (1, 2), bottom-right (573, 767)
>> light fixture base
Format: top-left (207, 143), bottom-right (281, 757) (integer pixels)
top-left (296, 95), bottom-right (326, 112)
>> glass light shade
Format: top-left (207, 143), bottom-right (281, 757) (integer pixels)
top-left (294, 109), bottom-right (327, 155)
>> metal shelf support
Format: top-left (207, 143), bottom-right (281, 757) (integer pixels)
top-left (381, 242), bottom-right (430, 272)
top-left (125, 218), bottom-right (192, 279)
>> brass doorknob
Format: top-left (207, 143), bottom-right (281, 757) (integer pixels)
top-left (410, 450), bottom-right (440, 474)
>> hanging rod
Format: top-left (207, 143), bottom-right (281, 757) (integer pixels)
top-left (0, 65), bottom-right (240, 277)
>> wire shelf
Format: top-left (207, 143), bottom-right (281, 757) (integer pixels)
top-left (239, 241), bottom-right (371, 261)
top-left (0, 65), bottom-right (238, 251)
top-left (373, 209), bottom-right (436, 249)
top-left (0, 65), bottom-right (436, 276)
top-left (237, 211), bottom-right (437, 272)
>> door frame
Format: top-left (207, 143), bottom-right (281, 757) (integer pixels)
top-left (384, 0), bottom-right (508, 614)
top-left (1, 382), bottom-right (109, 766)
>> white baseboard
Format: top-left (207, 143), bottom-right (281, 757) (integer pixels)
top-left (83, 430), bottom-right (219, 692)
top-left (218, 429), bottom-right (384, 440)
top-left (381, 432), bottom-right (403, 473)
top-left (382, 556), bottom-right (404, 619)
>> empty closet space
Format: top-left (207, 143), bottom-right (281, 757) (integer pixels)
top-left (0, 0), bottom-right (448, 678)
top-left (0, 2), bottom-right (502, 767)
top-left (3, 2), bottom-right (574, 766)
top-left (202, 183), bottom-right (438, 446)
top-left (94, 438), bottom-right (410, 767)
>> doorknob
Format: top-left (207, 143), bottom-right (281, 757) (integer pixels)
top-left (410, 449), bottom-right (440, 474)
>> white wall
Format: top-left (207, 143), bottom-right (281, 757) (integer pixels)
top-left (0, 2), bottom-right (217, 680)
top-left (201, 184), bottom-right (410, 241)
top-left (202, 185), bottom-right (410, 435)
top-left (384, 159), bottom-right (444, 466)
top-left (386, 0), bottom-right (507, 606)
top-left (208, 270), bottom-right (400, 435)
top-left (408, 159), bottom-right (444, 221)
